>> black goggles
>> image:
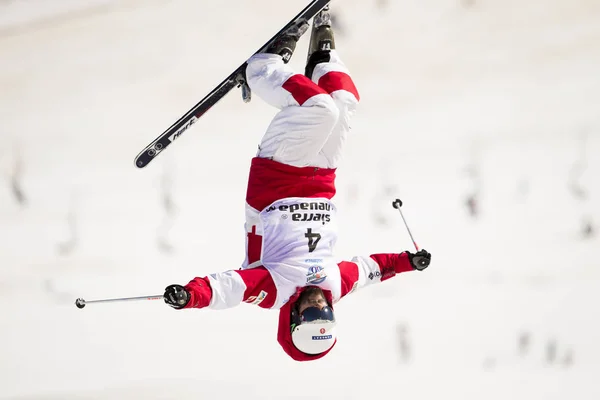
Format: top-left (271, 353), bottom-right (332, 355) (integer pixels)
top-left (300, 306), bottom-right (335, 323)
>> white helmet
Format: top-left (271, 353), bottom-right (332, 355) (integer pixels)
top-left (291, 305), bottom-right (337, 355)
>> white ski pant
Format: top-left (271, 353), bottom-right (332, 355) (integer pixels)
top-left (246, 50), bottom-right (360, 169)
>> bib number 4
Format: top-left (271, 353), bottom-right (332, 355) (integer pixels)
top-left (305, 228), bottom-right (321, 252)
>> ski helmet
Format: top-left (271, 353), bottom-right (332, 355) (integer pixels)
top-left (291, 305), bottom-right (337, 355)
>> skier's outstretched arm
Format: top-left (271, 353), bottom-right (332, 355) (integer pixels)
top-left (337, 250), bottom-right (431, 299)
top-left (163, 266), bottom-right (277, 310)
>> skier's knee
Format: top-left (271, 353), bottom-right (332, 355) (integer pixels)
top-left (313, 95), bottom-right (340, 129)
top-left (331, 90), bottom-right (359, 109)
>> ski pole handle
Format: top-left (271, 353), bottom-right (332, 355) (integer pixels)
top-left (75, 294), bottom-right (164, 309)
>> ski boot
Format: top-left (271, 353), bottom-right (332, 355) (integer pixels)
top-left (305, 5), bottom-right (335, 79)
top-left (237, 20), bottom-right (309, 103)
top-left (266, 19), bottom-right (309, 63)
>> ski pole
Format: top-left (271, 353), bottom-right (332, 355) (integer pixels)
top-left (75, 294), bottom-right (163, 309)
top-left (392, 198), bottom-right (420, 252)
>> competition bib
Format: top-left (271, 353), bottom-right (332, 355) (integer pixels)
top-left (258, 197), bottom-right (342, 308)
top-left (259, 197), bottom-right (338, 266)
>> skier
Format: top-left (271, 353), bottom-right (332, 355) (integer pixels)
top-left (163, 6), bottom-right (431, 361)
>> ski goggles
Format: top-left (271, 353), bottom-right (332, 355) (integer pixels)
top-left (299, 306), bottom-right (335, 323)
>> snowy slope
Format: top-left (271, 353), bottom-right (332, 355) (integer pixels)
top-left (0, 0), bottom-right (599, 398)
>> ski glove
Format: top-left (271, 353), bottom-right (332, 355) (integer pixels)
top-left (164, 284), bottom-right (190, 309)
top-left (407, 249), bottom-right (431, 271)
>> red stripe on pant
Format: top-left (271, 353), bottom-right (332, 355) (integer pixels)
top-left (318, 71), bottom-right (360, 101)
top-left (282, 74), bottom-right (329, 105)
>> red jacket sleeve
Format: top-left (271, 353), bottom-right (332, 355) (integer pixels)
top-left (337, 252), bottom-right (414, 300)
top-left (183, 266), bottom-right (277, 310)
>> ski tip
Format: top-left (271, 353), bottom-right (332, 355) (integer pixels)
top-left (134, 157), bottom-right (148, 169)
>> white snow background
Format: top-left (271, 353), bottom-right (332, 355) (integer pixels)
top-left (0, 0), bottom-right (599, 398)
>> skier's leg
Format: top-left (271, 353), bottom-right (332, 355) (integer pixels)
top-left (242, 58), bottom-right (340, 266)
top-left (242, 23), bottom-right (342, 269)
top-left (246, 56), bottom-right (339, 168)
top-left (305, 7), bottom-right (360, 169)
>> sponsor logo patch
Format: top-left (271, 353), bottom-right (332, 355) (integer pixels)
top-left (368, 271), bottom-right (382, 280)
top-left (312, 335), bottom-right (333, 340)
top-left (264, 201), bottom-right (333, 225)
top-left (306, 265), bottom-right (327, 284)
top-left (244, 290), bottom-right (268, 305)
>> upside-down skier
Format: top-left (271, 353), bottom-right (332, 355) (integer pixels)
top-left (163, 5), bottom-right (431, 362)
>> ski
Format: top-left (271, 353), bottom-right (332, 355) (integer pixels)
top-left (134, 0), bottom-right (331, 169)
